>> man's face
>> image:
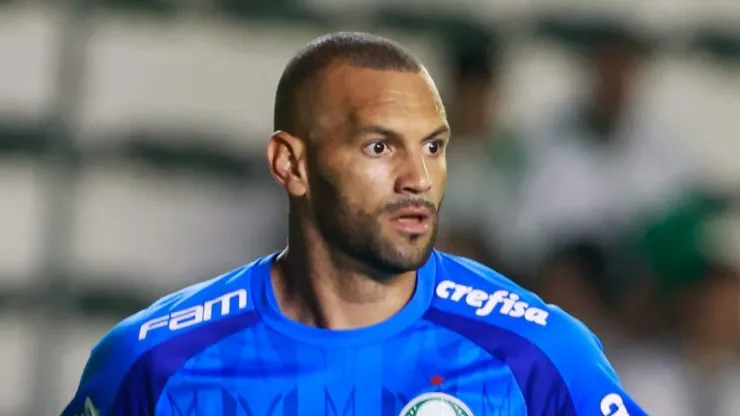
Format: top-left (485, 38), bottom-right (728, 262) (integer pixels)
top-left (307, 64), bottom-right (449, 276)
top-left (594, 42), bottom-right (642, 107)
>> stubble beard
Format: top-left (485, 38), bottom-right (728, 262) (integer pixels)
top-left (311, 177), bottom-right (438, 281)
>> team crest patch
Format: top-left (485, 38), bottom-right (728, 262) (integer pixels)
top-left (399, 392), bottom-right (473, 416)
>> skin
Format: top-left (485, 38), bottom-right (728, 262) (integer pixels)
top-left (266, 63), bottom-right (449, 329)
top-left (590, 42), bottom-right (643, 127)
top-left (448, 75), bottom-right (496, 139)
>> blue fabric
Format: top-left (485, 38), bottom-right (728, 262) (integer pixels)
top-left (61, 251), bottom-right (647, 416)
top-left (424, 307), bottom-right (576, 415)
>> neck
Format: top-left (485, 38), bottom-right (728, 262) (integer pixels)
top-left (271, 217), bottom-right (417, 330)
top-left (448, 101), bottom-right (494, 140)
top-left (585, 96), bottom-right (624, 140)
top-left (447, 80), bottom-right (496, 139)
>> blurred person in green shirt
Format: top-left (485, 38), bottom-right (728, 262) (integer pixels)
top-left (436, 28), bottom-right (531, 284)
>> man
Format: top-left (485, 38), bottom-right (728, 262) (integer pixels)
top-left (435, 25), bottom-right (531, 281)
top-left (513, 24), bottom-right (700, 338)
top-left (62, 32), bottom-right (646, 416)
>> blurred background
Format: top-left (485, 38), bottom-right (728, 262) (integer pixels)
top-left (0, 0), bottom-right (739, 415)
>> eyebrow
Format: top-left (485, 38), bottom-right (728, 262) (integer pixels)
top-left (357, 124), bottom-right (450, 141)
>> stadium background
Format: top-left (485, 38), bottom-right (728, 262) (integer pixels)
top-left (0, 0), bottom-right (739, 415)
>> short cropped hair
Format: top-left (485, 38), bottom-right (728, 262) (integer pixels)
top-left (273, 32), bottom-right (423, 137)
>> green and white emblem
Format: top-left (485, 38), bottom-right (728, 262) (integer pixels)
top-left (399, 392), bottom-right (473, 416)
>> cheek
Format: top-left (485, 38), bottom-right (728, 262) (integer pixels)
top-left (431, 157), bottom-right (447, 192)
top-left (321, 165), bottom-right (376, 209)
top-left (363, 161), bottom-right (395, 185)
top-left (343, 175), bottom-right (380, 208)
top-left (346, 159), bottom-right (394, 196)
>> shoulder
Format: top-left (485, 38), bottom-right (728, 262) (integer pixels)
top-left (100, 260), bottom-right (258, 356)
top-left (431, 251), bottom-right (554, 326)
top-left (430, 251), bottom-right (607, 373)
top-left (428, 252), bottom-right (645, 415)
top-left (62, 257), bottom-right (266, 415)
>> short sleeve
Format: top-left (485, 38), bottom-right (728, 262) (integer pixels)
top-left (554, 330), bottom-right (648, 416)
top-left (60, 326), bottom-right (153, 416)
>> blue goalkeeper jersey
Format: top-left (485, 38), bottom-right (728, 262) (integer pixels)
top-left (62, 250), bottom-right (647, 416)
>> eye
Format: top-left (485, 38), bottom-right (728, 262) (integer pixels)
top-left (424, 139), bottom-right (445, 156)
top-left (363, 141), bottom-right (390, 157)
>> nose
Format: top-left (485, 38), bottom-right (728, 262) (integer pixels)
top-left (395, 152), bottom-right (432, 195)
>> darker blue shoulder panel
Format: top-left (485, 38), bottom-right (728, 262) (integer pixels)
top-left (424, 307), bottom-right (577, 415)
top-left (429, 251), bottom-right (648, 415)
top-left (60, 261), bottom-right (261, 416)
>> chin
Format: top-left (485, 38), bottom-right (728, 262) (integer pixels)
top-left (374, 239), bottom-right (435, 274)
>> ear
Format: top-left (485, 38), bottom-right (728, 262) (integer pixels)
top-left (267, 131), bottom-right (308, 197)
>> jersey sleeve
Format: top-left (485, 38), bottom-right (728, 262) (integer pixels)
top-left (568, 335), bottom-right (646, 415)
top-left (548, 317), bottom-right (648, 416)
top-left (60, 325), bottom-right (154, 416)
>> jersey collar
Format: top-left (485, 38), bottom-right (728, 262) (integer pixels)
top-left (251, 251), bottom-right (438, 347)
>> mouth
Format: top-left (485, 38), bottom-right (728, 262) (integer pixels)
top-left (389, 207), bottom-right (433, 235)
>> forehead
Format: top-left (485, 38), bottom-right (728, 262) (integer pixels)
top-left (316, 64), bottom-right (445, 133)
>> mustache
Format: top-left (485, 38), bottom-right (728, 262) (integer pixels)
top-left (381, 199), bottom-right (438, 215)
